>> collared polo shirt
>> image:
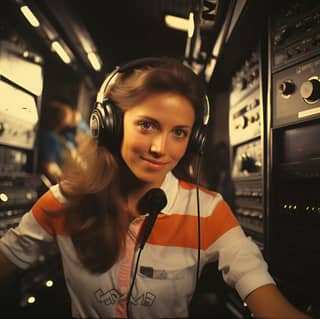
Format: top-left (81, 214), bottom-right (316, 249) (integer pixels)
top-left (0, 172), bottom-right (275, 318)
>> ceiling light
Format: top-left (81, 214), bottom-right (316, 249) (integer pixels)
top-left (20, 5), bottom-right (40, 28)
top-left (87, 52), bottom-right (101, 71)
top-left (164, 12), bottom-right (195, 38)
top-left (187, 12), bottom-right (195, 38)
top-left (51, 41), bottom-right (71, 64)
top-left (164, 14), bottom-right (189, 32)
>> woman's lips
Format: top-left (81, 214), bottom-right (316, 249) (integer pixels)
top-left (141, 157), bottom-right (169, 169)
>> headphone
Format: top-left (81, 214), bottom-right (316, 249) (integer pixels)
top-left (90, 57), bottom-right (211, 155)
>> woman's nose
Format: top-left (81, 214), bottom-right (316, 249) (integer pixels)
top-left (149, 134), bottom-right (167, 156)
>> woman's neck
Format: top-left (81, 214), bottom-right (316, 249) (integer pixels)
top-left (119, 166), bottom-right (164, 219)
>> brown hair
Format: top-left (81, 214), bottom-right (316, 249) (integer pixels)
top-left (60, 57), bottom-right (206, 273)
top-left (109, 58), bottom-right (206, 120)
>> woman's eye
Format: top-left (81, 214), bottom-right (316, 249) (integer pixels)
top-left (174, 128), bottom-right (188, 138)
top-left (138, 120), bottom-right (153, 130)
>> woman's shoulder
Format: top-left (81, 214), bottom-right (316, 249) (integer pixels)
top-left (33, 184), bottom-right (69, 216)
top-left (31, 184), bottom-right (71, 236)
top-left (178, 178), bottom-right (219, 197)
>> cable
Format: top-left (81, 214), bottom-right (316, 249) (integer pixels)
top-left (126, 245), bottom-right (143, 319)
top-left (195, 154), bottom-right (203, 292)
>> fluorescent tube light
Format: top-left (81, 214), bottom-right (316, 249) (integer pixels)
top-left (51, 41), bottom-right (71, 64)
top-left (87, 52), bottom-right (101, 71)
top-left (164, 14), bottom-right (189, 32)
top-left (164, 12), bottom-right (195, 38)
top-left (188, 12), bottom-right (195, 38)
top-left (20, 5), bottom-right (40, 28)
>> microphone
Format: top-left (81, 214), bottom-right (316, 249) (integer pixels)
top-left (126, 188), bottom-right (167, 317)
top-left (137, 188), bottom-right (167, 249)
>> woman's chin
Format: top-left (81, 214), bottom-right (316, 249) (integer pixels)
top-left (133, 170), bottom-right (166, 186)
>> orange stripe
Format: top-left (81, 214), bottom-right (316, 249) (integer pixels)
top-left (147, 199), bottom-right (239, 249)
top-left (179, 179), bottom-right (195, 190)
top-left (203, 200), bottom-right (239, 248)
top-left (179, 179), bottom-right (218, 196)
top-left (32, 190), bottom-right (68, 236)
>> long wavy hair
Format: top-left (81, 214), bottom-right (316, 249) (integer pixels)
top-left (60, 57), bottom-right (207, 273)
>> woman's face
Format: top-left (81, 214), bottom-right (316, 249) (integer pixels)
top-left (121, 92), bottom-right (195, 187)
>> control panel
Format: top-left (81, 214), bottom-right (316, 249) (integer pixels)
top-left (271, 1), bottom-right (320, 72)
top-left (229, 89), bottom-right (261, 146)
top-left (269, 2), bottom-right (320, 316)
top-left (230, 51), bottom-right (260, 106)
top-left (233, 178), bottom-right (264, 249)
top-left (231, 138), bottom-right (262, 179)
top-left (0, 79), bottom-right (39, 150)
top-left (228, 47), bottom-right (265, 251)
top-left (273, 56), bottom-right (320, 126)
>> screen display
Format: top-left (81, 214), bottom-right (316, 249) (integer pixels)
top-left (281, 122), bottom-right (320, 163)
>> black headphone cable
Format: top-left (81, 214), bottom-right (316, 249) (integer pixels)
top-left (195, 154), bottom-right (202, 293)
top-left (126, 188), bottom-right (167, 318)
top-left (126, 245), bottom-right (143, 319)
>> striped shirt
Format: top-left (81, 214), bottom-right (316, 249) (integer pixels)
top-left (0, 172), bottom-right (275, 318)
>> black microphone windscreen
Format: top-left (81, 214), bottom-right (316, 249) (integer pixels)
top-left (137, 188), bottom-right (167, 214)
top-left (138, 188), bottom-right (167, 250)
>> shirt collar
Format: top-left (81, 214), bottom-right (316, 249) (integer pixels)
top-left (159, 172), bottom-right (178, 215)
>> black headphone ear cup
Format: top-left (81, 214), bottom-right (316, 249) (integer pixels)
top-left (90, 103), bottom-right (105, 142)
top-left (188, 125), bottom-right (207, 155)
top-left (89, 99), bottom-right (123, 152)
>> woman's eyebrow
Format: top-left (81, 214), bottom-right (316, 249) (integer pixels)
top-left (136, 116), bottom-right (193, 129)
top-left (175, 124), bottom-right (193, 129)
top-left (136, 116), bottom-right (158, 123)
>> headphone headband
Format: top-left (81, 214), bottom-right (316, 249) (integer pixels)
top-left (96, 57), bottom-right (165, 105)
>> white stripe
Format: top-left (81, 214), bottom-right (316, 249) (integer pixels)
top-left (0, 212), bottom-right (55, 269)
top-left (50, 184), bottom-right (68, 203)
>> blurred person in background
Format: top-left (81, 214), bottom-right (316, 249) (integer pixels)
top-left (60, 100), bottom-right (90, 149)
top-left (38, 99), bottom-right (74, 184)
top-left (39, 98), bottom-right (90, 184)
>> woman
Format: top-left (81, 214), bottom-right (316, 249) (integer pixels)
top-left (0, 57), bottom-right (311, 318)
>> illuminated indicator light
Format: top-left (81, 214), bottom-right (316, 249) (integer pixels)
top-left (306, 206), bottom-right (310, 211)
top-left (283, 204), bottom-right (287, 208)
top-left (0, 193), bottom-right (8, 202)
top-left (26, 192), bottom-right (33, 200)
top-left (27, 296), bottom-right (36, 304)
top-left (288, 205), bottom-right (292, 209)
top-left (45, 280), bottom-right (54, 287)
top-left (312, 207), bottom-right (315, 211)
top-left (293, 205), bottom-right (297, 210)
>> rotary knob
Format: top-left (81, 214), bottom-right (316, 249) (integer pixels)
top-left (240, 115), bottom-right (248, 129)
top-left (300, 78), bottom-right (320, 103)
top-left (240, 154), bottom-right (259, 173)
top-left (0, 122), bottom-right (5, 135)
top-left (279, 80), bottom-right (295, 96)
